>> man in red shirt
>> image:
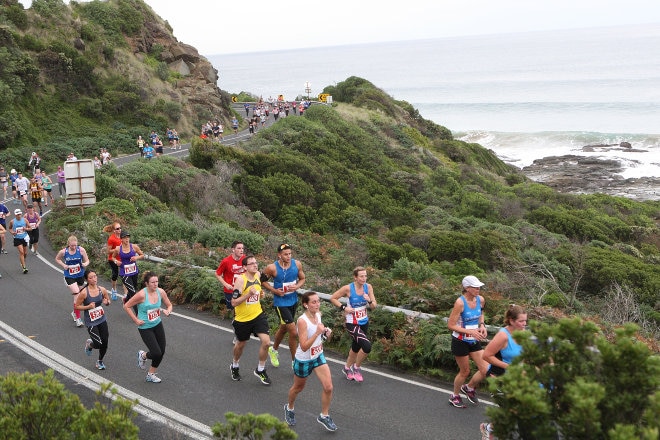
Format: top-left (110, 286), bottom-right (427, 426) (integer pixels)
top-left (215, 241), bottom-right (246, 316)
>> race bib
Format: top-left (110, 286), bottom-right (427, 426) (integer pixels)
top-left (311, 344), bottom-right (323, 357)
top-left (68, 264), bottom-right (81, 276)
top-left (354, 307), bottom-right (367, 320)
top-left (29, 222), bottom-right (37, 228)
top-left (463, 324), bottom-right (478, 342)
top-left (15, 226), bottom-right (24, 234)
top-left (282, 281), bottom-right (296, 293)
top-left (147, 308), bottom-right (160, 321)
top-left (246, 292), bottom-right (260, 304)
top-left (89, 306), bottom-right (105, 321)
top-left (123, 262), bottom-right (137, 275)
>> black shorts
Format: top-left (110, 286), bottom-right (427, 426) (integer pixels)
top-left (13, 237), bottom-right (28, 247)
top-left (232, 312), bottom-right (269, 342)
top-left (155, 147), bottom-right (163, 154)
top-left (64, 276), bottom-right (86, 287)
top-left (275, 303), bottom-right (298, 325)
top-left (28, 228), bottom-right (39, 244)
top-left (451, 337), bottom-right (483, 357)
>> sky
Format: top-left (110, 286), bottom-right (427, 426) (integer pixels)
top-left (17, 0), bottom-right (660, 55)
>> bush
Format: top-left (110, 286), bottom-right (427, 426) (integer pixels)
top-left (0, 370), bottom-right (139, 439)
top-left (212, 412), bottom-right (297, 440)
top-left (486, 319), bottom-right (660, 439)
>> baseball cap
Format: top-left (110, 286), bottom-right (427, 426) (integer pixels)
top-left (462, 275), bottom-right (485, 288)
top-left (14, 209), bottom-right (22, 215)
top-left (277, 243), bottom-right (291, 252)
top-left (11, 169), bottom-right (16, 173)
top-left (120, 230), bottom-right (130, 238)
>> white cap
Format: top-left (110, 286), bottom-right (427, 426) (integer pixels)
top-left (14, 209), bottom-right (22, 215)
top-left (11, 169), bottom-right (16, 173)
top-left (462, 275), bottom-right (485, 288)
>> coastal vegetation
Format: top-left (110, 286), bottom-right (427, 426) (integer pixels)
top-left (1, 1), bottom-right (659, 437)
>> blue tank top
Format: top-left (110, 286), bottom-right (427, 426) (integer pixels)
top-left (137, 287), bottom-right (162, 330)
top-left (499, 327), bottom-right (523, 365)
top-left (347, 282), bottom-right (370, 325)
top-left (63, 246), bottom-right (85, 279)
top-left (82, 287), bottom-right (107, 327)
top-left (13, 217), bottom-right (28, 239)
top-left (118, 244), bottom-right (139, 277)
top-left (451, 295), bottom-right (482, 342)
top-left (272, 259), bottom-right (299, 307)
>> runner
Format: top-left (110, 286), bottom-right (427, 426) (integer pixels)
top-left (124, 271), bottom-right (173, 383)
top-left (104, 222), bottom-right (122, 300)
top-left (55, 235), bottom-right (91, 327)
top-left (112, 229), bottom-right (144, 311)
top-left (329, 266), bottom-right (377, 382)
top-left (75, 270), bottom-right (112, 370)
top-left (8, 208), bottom-right (31, 274)
top-left (284, 291), bottom-right (338, 431)
top-left (229, 254), bottom-right (272, 385)
top-left (214, 240), bottom-right (246, 318)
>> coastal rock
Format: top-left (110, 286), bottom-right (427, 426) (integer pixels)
top-left (522, 155), bottom-right (659, 201)
top-left (620, 141), bottom-right (632, 149)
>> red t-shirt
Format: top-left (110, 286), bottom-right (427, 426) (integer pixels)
top-left (107, 234), bottom-right (121, 261)
top-left (215, 254), bottom-right (246, 293)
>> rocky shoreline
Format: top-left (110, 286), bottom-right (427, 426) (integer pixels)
top-left (521, 143), bottom-right (659, 201)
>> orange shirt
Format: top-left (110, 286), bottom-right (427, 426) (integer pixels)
top-left (107, 234), bottom-right (121, 261)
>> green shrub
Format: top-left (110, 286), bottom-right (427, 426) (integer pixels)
top-left (197, 223), bottom-right (265, 254)
top-left (0, 370), bottom-right (139, 439)
top-left (134, 212), bottom-right (199, 243)
top-left (212, 412), bottom-right (297, 439)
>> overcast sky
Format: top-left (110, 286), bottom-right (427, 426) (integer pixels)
top-left (18, 0), bottom-right (660, 55)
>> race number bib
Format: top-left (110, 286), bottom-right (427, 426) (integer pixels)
top-left (29, 222), bottom-right (37, 228)
top-left (354, 307), bottom-right (367, 320)
top-left (463, 324), bottom-right (478, 342)
top-left (311, 344), bottom-right (323, 357)
top-left (68, 264), bottom-right (81, 276)
top-left (89, 306), bottom-right (105, 321)
top-left (246, 292), bottom-right (260, 304)
top-left (147, 308), bottom-right (160, 322)
top-left (282, 281), bottom-right (296, 293)
top-left (15, 226), bottom-right (24, 234)
top-left (123, 262), bottom-right (137, 275)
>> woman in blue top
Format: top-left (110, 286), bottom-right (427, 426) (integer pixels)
top-left (9, 208), bottom-right (31, 274)
top-left (480, 304), bottom-right (527, 440)
top-left (55, 235), bottom-right (90, 327)
top-left (124, 271), bottom-right (173, 383)
top-left (447, 275), bottom-right (489, 408)
top-left (75, 270), bottom-right (111, 370)
top-left (330, 266), bottom-right (377, 383)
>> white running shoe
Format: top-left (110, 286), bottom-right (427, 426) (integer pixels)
top-left (75, 318), bottom-right (84, 327)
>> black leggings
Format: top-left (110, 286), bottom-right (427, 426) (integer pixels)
top-left (346, 322), bottom-right (372, 354)
top-left (87, 320), bottom-right (109, 361)
top-left (121, 273), bottom-right (139, 313)
top-left (138, 322), bottom-right (166, 368)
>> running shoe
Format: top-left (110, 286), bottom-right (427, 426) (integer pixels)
top-left (84, 338), bottom-right (92, 356)
top-left (96, 360), bottom-right (106, 370)
top-left (448, 394), bottom-right (467, 408)
top-left (230, 365), bottom-right (241, 381)
top-left (268, 346), bottom-right (280, 367)
top-left (317, 414), bottom-right (338, 432)
top-left (283, 404), bottom-right (296, 426)
top-left (1, 248), bottom-right (7, 254)
top-left (480, 423), bottom-right (494, 440)
top-left (110, 289), bottom-right (117, 301)
top-left (342, 366), bottom-right (355, 381)
top-left (75, 318), bottom-right (84, 327)
top-left (137, 350), bottom-right (146, 369)
top-left (71, 311), bottom-right (77, 322)
top-left (461, 384), bottom-right (479, 404)
top-left (253, 368), bottom-right (271, 385)
top-left (352, 367), bottom-right (364, 382)
top-left (145, 372), bottom-right (161, 383)
top-left (22, 266), bottom-right (28, 274)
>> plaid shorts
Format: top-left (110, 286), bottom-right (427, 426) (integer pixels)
top-left (293, 353), bottom-right (327, 378)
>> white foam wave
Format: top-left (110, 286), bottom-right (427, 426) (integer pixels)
top-left (456, 131), bottom-right (660, 179)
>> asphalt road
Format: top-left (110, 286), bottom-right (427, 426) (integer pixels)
top-left (0, 114), bottom-right (493, 440)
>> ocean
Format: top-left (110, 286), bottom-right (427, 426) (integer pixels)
top-left (208, 24), bottom-right (660, 182)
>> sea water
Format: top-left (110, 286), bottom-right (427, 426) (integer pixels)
top-left (208, 24), bottom-right (660, 180)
